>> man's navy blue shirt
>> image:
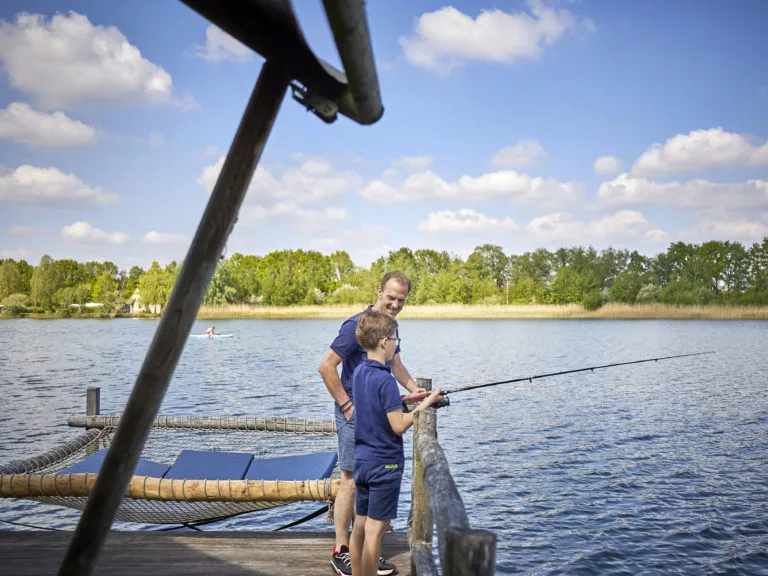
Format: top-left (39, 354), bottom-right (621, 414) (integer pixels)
top-left (352, 359), bottom-right (405, 464)
top-left (330, 306), bottom-right (400, 400)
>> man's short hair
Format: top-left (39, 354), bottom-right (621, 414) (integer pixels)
top-left (356, 310), bottom-right (398, 351)
top-left (380, 270), bottom-right (411, 293)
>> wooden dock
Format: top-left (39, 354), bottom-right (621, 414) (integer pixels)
top-left (0, 531), bottom-right (411, 576)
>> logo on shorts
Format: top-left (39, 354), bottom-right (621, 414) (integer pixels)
top-left (384, 464), bottom-right (398, 469)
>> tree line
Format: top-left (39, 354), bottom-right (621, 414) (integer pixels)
top-left (2, 237), bottom-right (768, 315)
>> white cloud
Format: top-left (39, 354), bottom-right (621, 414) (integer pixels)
top-left (143, 231), bottom-right (188, 245)
top-left (61, 221), bottom-right (129, 245)
top-left (0, 102), bottom-right (95, 146)
top-left (491, 140), bottom-right (548, 167)
top-left (308, 225), bottom-right (392, 266)
top-left (594, 155), bottom-right (621, 174)
top-left (0, 248), bottom-right (29, 259)
top-left (0, 165), bottom-right (119, 208)
top-left (198, 156), bottom-right (361, 204)
top-left (9, 226), bottom-right (36, 235)
top-left (240, 203), bottom-right (348, 230)
top-left (525, 210), bottom-right (667, 242)
top-left (632, 128), bottom-right (768, 176)
top-left (400, 1), bottom-right (592, 73)
top-left (360, 169), bottom-right (581, 207)
top-left (596, 174), bottom-right (768, 210)
top-left (193, 25), bottom-right (252, 63)
top-left (685, 217), bottom-right (768, 241)
top-left (419, 208), bottom-right (518, 232)
top-left (392, 156), bottom-right (433, 171)
top-left (0, 12), bottom-right (176, 108)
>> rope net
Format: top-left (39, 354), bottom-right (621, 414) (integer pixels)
top-left (0, 416), bottom-right (339, 524)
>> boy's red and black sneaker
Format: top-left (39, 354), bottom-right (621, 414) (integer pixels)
top-left (331, 545), bottom-right (352, 576)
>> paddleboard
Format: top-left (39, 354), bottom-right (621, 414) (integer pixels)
top-left (189, 334), bottom-right (233, 339)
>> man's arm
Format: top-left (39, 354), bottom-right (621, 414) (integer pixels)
top-left (318, 348), bottom-right (354, 418)
top-left (391, 353), bottom-right (426, 395)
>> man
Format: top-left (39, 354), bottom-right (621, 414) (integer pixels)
top-left (318, 271), bottom-right (426, 576)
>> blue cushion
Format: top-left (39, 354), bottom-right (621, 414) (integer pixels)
top-left (58, 448), bottom-right (170, 478)
top-left (244, 451), bottom-right (338, 481)
top-left (164, 450), bottom-right (254, 480)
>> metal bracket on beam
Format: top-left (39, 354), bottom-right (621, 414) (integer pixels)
top-left (290, 83), bottom-right (339, 124)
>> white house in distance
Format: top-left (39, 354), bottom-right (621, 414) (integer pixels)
top-left (127, 287), bottom-right (162, 314)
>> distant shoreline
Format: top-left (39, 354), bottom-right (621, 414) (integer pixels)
top-left (4, 303), bottom-right (767, 320)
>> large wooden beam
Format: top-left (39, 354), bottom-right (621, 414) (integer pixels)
top-left (1, 474), bottom-right (340, 503)
top-left (57, 59), bottom-right (290, 576)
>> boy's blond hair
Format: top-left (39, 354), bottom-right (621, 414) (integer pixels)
top-left (355, 310), bottom-right (398, 351)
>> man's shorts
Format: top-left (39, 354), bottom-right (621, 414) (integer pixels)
top-left (354, 459), bottom-right (404, 521)
top-left (335, 403), bottom-right (355, 472)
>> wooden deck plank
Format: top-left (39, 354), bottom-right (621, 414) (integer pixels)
top-left (0, 531), bottom-right (412, 576)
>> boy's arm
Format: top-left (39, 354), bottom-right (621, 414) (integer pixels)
top-left (391, 353), bottom-right (426, 395)
top-left (386, 388), bottom-right (443, 435)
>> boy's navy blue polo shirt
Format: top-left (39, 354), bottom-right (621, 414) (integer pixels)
top-left (352, 358), bottom-right (405, 464)
top-left (330, 306), bottom-right (401, 400)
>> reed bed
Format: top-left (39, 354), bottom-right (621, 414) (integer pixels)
top-left (197, 303), bottom-right (768, 320)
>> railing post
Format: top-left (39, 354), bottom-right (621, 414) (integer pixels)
top-left (86, 387), bottom-right (100, 418)
top-left (56, 59), bottom-right (290, 576)
top-left (444, 528), bottom-right (497, 576)
top-left (85, 387), bottom-right (101, 455)
top-left (409, 378), bottom-right (434, 575)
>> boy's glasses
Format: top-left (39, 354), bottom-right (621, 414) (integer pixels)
top-left (384, 337), bottom-right (401, 344)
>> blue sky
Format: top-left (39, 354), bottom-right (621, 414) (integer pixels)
top-left (1, 0), bottom-right (767, 269)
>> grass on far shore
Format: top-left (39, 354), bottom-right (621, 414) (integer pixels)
top-left (196, 302), bottom-right (768, 320)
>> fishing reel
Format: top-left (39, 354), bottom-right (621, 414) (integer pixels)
top-left (401, 395), bottom-right (450, 413)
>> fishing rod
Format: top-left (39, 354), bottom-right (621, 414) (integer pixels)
top-left (402, 351), bottom-right (714, 409)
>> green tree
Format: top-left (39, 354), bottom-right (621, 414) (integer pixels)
top-left (30, 255), bottom-right (58, 309)
top-left (137, 262), bottom-right (175, 309)
top-left (0, 259), bottom-right (22, 300)
top-left (124, 266), bottom-right (145, 299)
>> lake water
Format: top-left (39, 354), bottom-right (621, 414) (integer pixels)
top-left (1, 318), bottom-right (767, 574)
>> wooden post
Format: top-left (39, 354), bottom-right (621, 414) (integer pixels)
top-left (86, 388), bottom-right (100, 417)
top-left (57, 59), bottom-right (290, 576)
top-left (410, 378), bottom-right (435, 575)
top-left (444, 528), bottom-right (497, 576)
top-left (407, 378), bottom-right (432, 545)
top-left (85, 388), bottom-right (100, 455)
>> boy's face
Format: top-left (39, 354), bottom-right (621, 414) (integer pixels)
top-left (383, 333), bottom-right (399, 361)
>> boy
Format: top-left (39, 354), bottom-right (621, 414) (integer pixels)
top-left (350, 310), bottom-right (443, 576)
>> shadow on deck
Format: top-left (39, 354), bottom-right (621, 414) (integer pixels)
top-left (0, 531), bottom-right (411, 576)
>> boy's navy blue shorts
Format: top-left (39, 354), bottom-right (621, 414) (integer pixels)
top-left (354, 458), bottom-right (404, 521)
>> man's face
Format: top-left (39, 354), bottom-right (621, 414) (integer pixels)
top-left (377, 280), bottom-right (409, 318)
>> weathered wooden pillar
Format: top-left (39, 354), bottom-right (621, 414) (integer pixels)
top-left (410, 378), bottom-right (436, 575)
top-left (444, 528), bottom-right (497, 576)
top-left (85, 387), bottom-right (101, 454)
top-left (86, 388), bottom-right (100, 418)
top-left (57, 59), bottom-right (291, 576)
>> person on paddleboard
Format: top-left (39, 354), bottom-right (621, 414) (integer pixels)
top-left (205, 325), bottom-right (215, 336)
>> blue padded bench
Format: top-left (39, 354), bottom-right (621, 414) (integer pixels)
top-left (244, 451), bottom-right (338, 481)
top-left (163, 450), bottom-right (254, 480)
top-left (58, 448), bottom-right (170, 478)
